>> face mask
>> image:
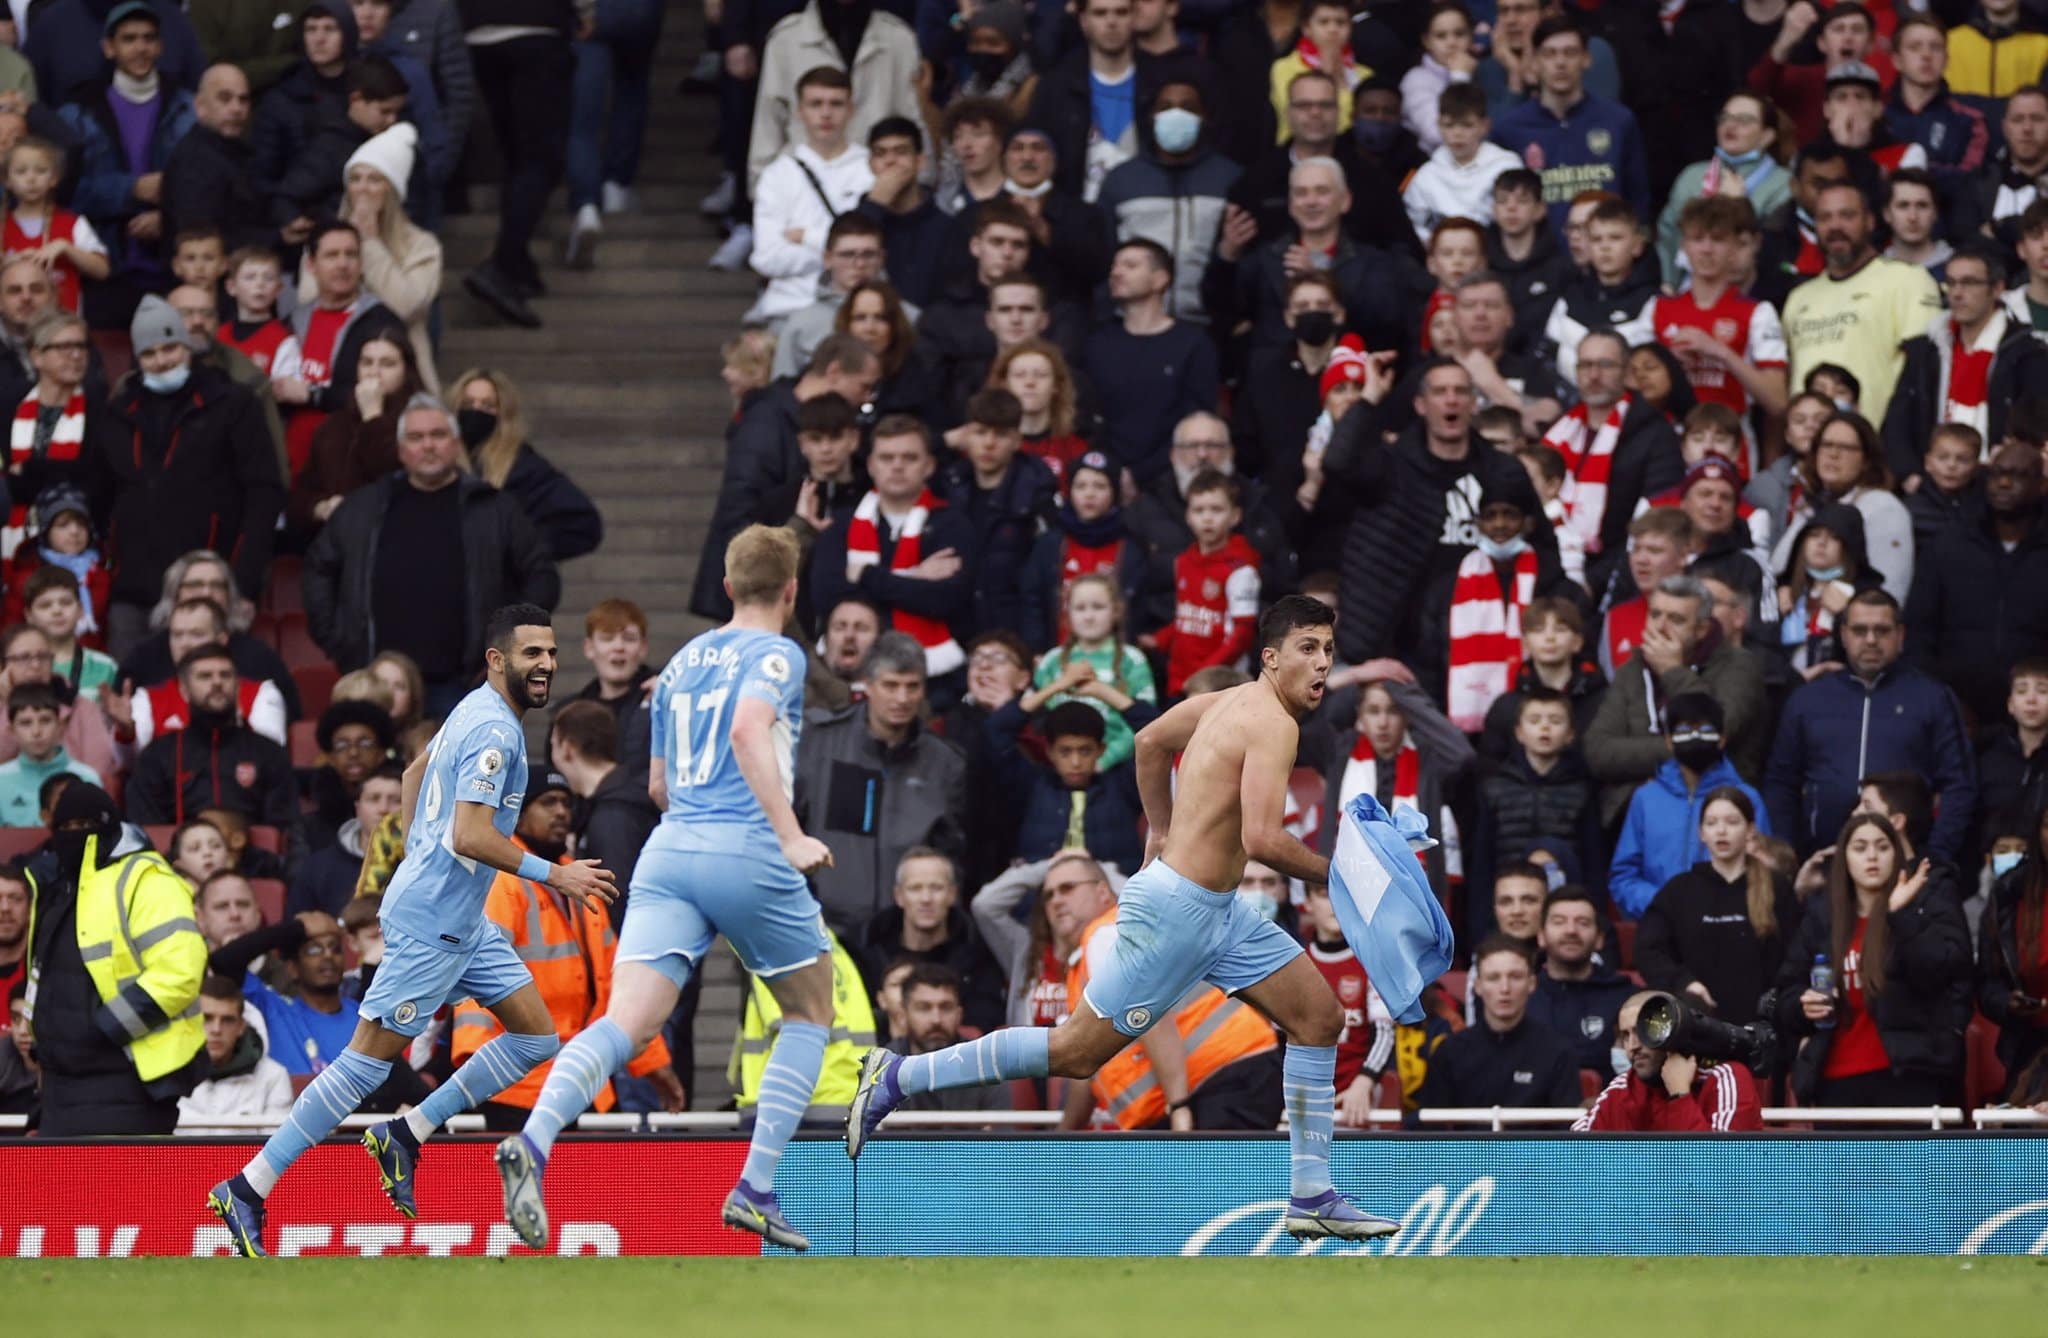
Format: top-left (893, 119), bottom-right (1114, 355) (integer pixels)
top-left (966, 50), bottom-right (1009, 83)
top-left (1807, 564), bottom-right (1844, 582)
top-left (1236, 891), bottom-right (1281, 922)
top-left (1152, 108), bottom-right (1202, 154)
top-left (1992, 850), bottom-right (2023, 878)
top-left (142, 364), bottom-right (190, 394)
top-left (1005, 177), bottom-right (1052, 199)
top-left (1292, 310), bottom-right (1337, 346)
top-left (458, 408), bottom-right (498, 449)
top-left (1715, 146), bottom-right (1765, 170)
top-left (1540, 862), bottom-right (1566, 892)
top-left (1833, 397), bottom-right (1855, 413)
top-left (1353, 118), bottom-right (1400, 153)
top-left (1476, 533), bottom-right (1530, 561)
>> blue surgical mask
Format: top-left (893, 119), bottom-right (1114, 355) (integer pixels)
top-left (1807, 564), bottom-right (1844, 582)
top-left (142, 364), bottom-right (190, 394)
top-left (1475, 533), bottom-right (1530, 562)
top-left (1992, 850), bottom-right (2024, 878)
top-left (1153, 108), bottom-right (1202, 154)
top-left (1715, 145), bottom-right (1765, 170)
top-left (1236, 890), bottom-right (1281, 922)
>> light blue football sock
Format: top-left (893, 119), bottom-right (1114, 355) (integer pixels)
top-left (1285, 1043), bottom-right (1337, 1199)
top-left (406, 1030), bottom-right (560, 1141)
top-left (895, 1027), bottom-right (1049, 1095)
top-left (242, 1047), bottom-right (393, 1196)
top-left (739, 1021), bottom-right (828, 1193)
top-left (523, 1018), bottom-right (632, 1157)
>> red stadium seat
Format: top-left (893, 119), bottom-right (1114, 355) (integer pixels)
top-left (247, 825), bottom-right (284, 856)
top-left (1579, 1068), bottom-right (1607, 1102)
top-left (1285, 765), bottom-right (1325, 849)
top-left (1612, 919), bottom-right (1637, 971)
top-left (143, 824), bottom-right (178, 855)
top-left (289, 720), bottom-right (320, 768)
top-left (265, 556), bottom-right (304, 615)
top-left (294, 663), bottom-right (339, 716)
top-left (0, 828), bottom-right (46, 861)
top-left (1966, 1013), bottom-right (2006, 1110)
top-left (248, 877), bottom-right (286, 924)
top-left (92, 328), bottom-right (133, 384)
top-left (274, 613), bottom-right (324, 670)
top-left (1008, 1079), bottom-right (1043, 1111)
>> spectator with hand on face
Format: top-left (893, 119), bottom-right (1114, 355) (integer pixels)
top-left (1573, 990), bottom-right (1764, 1130)
top-left (287, 331), bottom-right (420, 534)
top-left (289, 761), bottom-right (402, 919)
top-left (0, 624), bottom-right (119, 782)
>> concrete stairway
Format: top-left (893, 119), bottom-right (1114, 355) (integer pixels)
top-left (434, 6), bottom-right (750, 1108)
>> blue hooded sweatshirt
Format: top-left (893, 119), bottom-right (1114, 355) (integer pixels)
top-left (1609, 756), bottom-right (1769, 920)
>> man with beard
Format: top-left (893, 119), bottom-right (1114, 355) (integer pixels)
top-left (1541, 329), bottom-right (1684, 592)
top-left (884, 963), bottom-right (1012, 1113)
top-left (809, 595), bottom-right (882, 708)
top-left (207, 606), bottom-right (618, 1257)
top-left (1525, 885), bottom-right (1635, 1075)
top-left (1573, 990), bottom-right (1762, 1130)
top-left (1782, 180), bottom-right (1942, 426)
top-left (124, 647), bottom-right (298, 829)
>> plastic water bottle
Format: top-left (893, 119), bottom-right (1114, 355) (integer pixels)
top-left (1809, 954), bottom-right (1836, 1031)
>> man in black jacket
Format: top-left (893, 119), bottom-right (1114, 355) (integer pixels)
top-left (854, 847), bottom-right (1006, 1035)
top-left (1322, 356), bottom-right (1556, 669)
top-left (1882, 245), bottom-right (2048, 487)
top-left (1416, 935), bottom-right (1581, 1115)
top-left (1225, 68), bottom-right (1417, 262)
top-left (126, 645), bottom-right (300, 833)
top-left (1022, 0), bottom-right (1192, 200)
top-left (302, 395), bottom-right (559, 701)
top-left (1907, 439), bottom-right (2048, 725)
top-left (854, 118), bottom-right (958, 309)
top-left (1125, 412), bottom-right (1294, 630)
top-left (992, 126), bottom-right (1110, 311)
top-left (549, 701), bottom-right (657, 931)
top-left (936, 388), bottom-right (1054, 640)
top-left (163, 64), bottom-right (278, 253)
top-left (250, 2), bottom-right (357, 216)
top-left (1948, 86), bottom-right (2048, 267)
top-left (1526, 887), bottom-right (1636, 1075)
top-left (688, 334), bottom-right (880, 620)
top-left (95, 297), bottom-right (283, 657)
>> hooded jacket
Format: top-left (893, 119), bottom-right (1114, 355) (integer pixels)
top-left (1609, 755), bottom-right (1771, 919)
top-left (1883, 311), bottom-right (2048, 487)
top-left (1773, 502), bottom-right (1882, 671)
top-left (1771, 884), bottom-right (1973, 1102)
top-left (250, 1), bottom-right (359, 184)
top-left (1634, 861), bottom-right (1800, 1026)
top-left (1583, 635), bottom-right (1767, 825)
top-left (1096, 147), bottom-right (1243, 323)
top-left (1763, 661), bottom-right (1977, 860)
top-left (1906, 503), bottom-right (2048, 725)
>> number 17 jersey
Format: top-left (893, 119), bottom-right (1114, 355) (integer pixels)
top-left (647, 626), bottom-right (806, 858)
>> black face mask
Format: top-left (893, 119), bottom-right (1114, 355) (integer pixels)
top-left (1353, 119), bottom-right (1400, 154)
top-left (1672, 739), bottom-right (1724, 773)
top-left (1293, 310), bottom-right (1337, 346)
top-left (966, 50), bottom-right (1009, 84)
top-left (457, 408), bottom-right (497, 450)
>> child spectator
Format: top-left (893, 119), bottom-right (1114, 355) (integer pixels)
top-left (1469, 687), bottom-right (1606, 938)
top-left (1515, 442), bottom-right (1585, 589)
top-left (1543, 197), bottom-right (1657, 383)
top-left (20, 565), bottom-right (116, 699)
top-left (1775, 503), bottom-right (1881, 674)
top-left (2, 487), bottom-right (110, 648)
top-left (1270, 0), bottom-right (1372, 142)
top-left (938, 387), bottom-right (1056, 642)
top-left (1019, 451), bottom-right (1148, 651)
top-left (1146, 471), bottom-right (1261, 695)
top-left (1297, 336), bottom-right (1366, 516)
top-left (988, 699), bottom-right (1150, 873)
top-left (1650, 196), bottom-right (1788, 469)
top-left (1, 138), bottom-right (108, 314)
top-left (1025, 573), bottom-right (1156, 771)
top-left (1903, 421), bottom-right (1985, 550)
top-left (1322, 670), bottom-right (1474, 910)
top-left (1443, 480), bottom-right (1548, 731)
top-left (199, 805), bottom-right (288, 882)
top-left (218, 247), bottom-right (303, 379)
top-left (1479, 595), bottom-right (1608, 760)
top-left (1600, 508), bottom-right (1693, 675)
top-left (338, 895), bottom-right (383, 1003)
top-left (1487, 168), bottom-right (1571, 356)
top-left (1404, 85), bottom-right (1519, 246)
top-left (0, 683), bottom-right (101, 825)
top-left (170, 818), bottom-right (231, 887)
top-left (1745, 389), bottom-right (1834, 551)
top-left (1401, 2), bottom-right (1479, 153)
top-left (1421, 218), bottom-right (1486, 352)
top-left (269, 58), bottom-right (409, 227)
top-left (1977, 660), bottom-right (2048, 849)
top-left (170, 227), bottom-right (227, 294)
top-left (1610, 693), bottom-right (1770, 919)
top-left (719, 328), bottom-right (776, 420)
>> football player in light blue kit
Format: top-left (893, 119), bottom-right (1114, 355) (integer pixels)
top-left (498, 525), bottom-right (837, 1252)
top-left (208, 605), bottom-right (619, 1257)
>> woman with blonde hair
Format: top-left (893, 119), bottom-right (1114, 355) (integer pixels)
top-left (448, 367), bottom-right (604, 561)
top-left (365, 650), bottom-right (435, 759)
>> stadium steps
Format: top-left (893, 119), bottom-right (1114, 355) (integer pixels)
top-left (435, 2), bottom-right (753, 1109)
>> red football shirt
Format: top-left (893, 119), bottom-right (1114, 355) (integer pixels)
top-left (1823, 917), bottom-right (1891, 1080)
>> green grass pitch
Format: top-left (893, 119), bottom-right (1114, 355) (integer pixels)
top-left (7, 1256), bottom-right (2046, 1337)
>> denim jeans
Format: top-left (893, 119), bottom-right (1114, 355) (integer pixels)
top-left (567, 0), bottom-right (667, 209)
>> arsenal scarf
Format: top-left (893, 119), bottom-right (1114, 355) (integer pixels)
top-left (6, 388), bottom-right (86, 554)
top-left (1941, 312), bottom-right (2005, 442)
top-left (1445, 545), bottom-right (1538, 731)
top-left (1545, 395), bottom-right (1629, 555)
top-left (1297, 35), bottom-right (1364, 85)
top-left (1343, 734), bottom-right (1420, 815)
top-left (845, 488), bottom-right (965, 675)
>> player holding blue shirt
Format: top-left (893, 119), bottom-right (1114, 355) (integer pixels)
top-left (499, 526), bottom-right (836, 1253)
top-left (208, 604), bottom-right (618, 1258)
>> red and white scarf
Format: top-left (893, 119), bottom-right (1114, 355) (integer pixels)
top-left (1341, 735), bottom-right (1449, 872)
top-left (5, 388), bottom-right (85, 554)
top-left (1445, 545), bottom-right (1538, 731)
top-left (1296, 36), bottom-right (1365, 85)
top-left (845, 488), bottom-right (965, 676)
top-left (1941, 311), bottom-right (2005, 442)
top-left (1544, 395), bottom-right (1629, 555)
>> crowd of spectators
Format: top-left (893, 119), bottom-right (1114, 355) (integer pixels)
top-left (12, 0), bottom-right (2048, 1138)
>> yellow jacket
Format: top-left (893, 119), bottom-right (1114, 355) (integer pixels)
top-left (1945, 21), bottom-right (2048, 100)
top-left (729, 931), bottom-right (875, 1109)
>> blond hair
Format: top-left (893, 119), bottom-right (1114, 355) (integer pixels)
top-left (447, 367), bottom-right (526, 489)
top-left (726, 525), bottom-right (800, 605)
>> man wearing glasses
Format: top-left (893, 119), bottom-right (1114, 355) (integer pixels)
top-left (1882, 243), bottom-right (2048, 486)
top-left (0, 256), bottom-right (110, 411)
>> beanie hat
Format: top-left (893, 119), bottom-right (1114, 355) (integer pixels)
top-left (966, 0), bottom-right (1027, 48)
top-left (1319, 335), bottom-right (1368, 402)
top-left (1680, 455), bottom-right (1743, 497)
top-left (345, 122), bottom-right (418, 203)
top-left (130, 295), bottom-right (188, 356)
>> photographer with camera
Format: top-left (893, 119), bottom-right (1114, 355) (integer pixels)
top-left (1573, 991), bottom-right (1763, 1132)
top-left (1976, 801), bottom-right (2048, 1099)
top-left (1636, 788), bottom-right (1801, 1029)
top-left (1771, 812), bottom-right (1973, 1109)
